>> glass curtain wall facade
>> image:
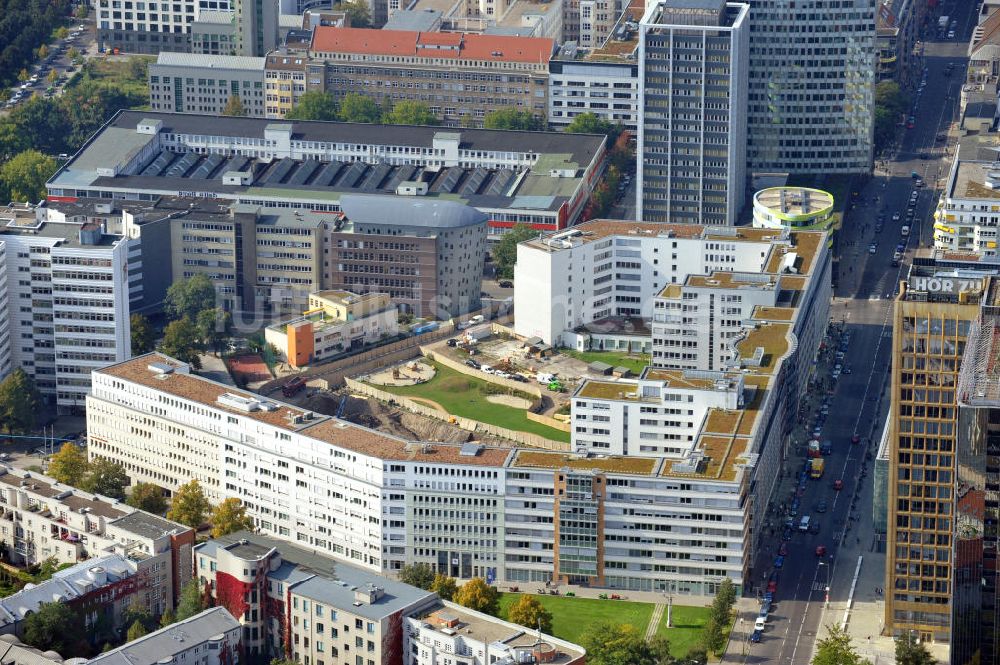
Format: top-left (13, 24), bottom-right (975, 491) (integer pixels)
top-left (746, 0), bottom-right (876, 174)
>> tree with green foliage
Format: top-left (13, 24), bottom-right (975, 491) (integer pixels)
top-left (159, 318), bottom-right (203, 368)
top-left (48, 443), bottom-right (89, 486)
top-left (222, 94), bottom-right (246, 117)
top-left (67, 46), bottom-right (80, 62)
top-left (159, 608), bottom-right (176, 628)
top-left (210, 497), bottom-right (254, 538)
top-left (581, 622), bottom-right (674, 665)
top-left (165, 274), bottom-right (217, 322)
top-left (121, 599), bottom-right (155, 636)
top-left (453, 578), bottom-right (499, 615)
top-left (128, 482), bottom-right (168, 515)
top-left (81, 458), bottom-right (128, 499)
top-left (506, 595), bottom-right (552, 634)
top-left (430, 574), bottom-right (458, 601)
top-left (894, 632), bottom-right (934, 665)
top-left (0, 149), bottom-right (58, 203)
top-left (17, 69), bottom-right (29, 83)
top-left (127, 620), bottom-right (148, 641)
top-left (6, 96), bottom-right (70, 154)
top-left (75, 5), bottom-right (90, 18)
top-left (37, 44), bottom-right (48, 60)
top-left (54, 27), bottom-right (68, 40)
top-left (285, 90), bottom-right (340, 121)
top-left (701, 578), bottom-right (736, 654)
top-left (565, 112), bottom-right (620, 142)
top-left (398, 563), bottom-right (436, 590)
top-left (167, 479), bottom-right (211, 528)
top-left (338, 92), bottom-right (381, 123)
top-left (23, 602), bottom-right (82, 653)
top-left (31, 556), bottom-right (65, 582)
top-left (383, 100), bottom-right (439, 126)
top-left (684, 646), bottom-right (707, 665)
top-left (46, 68), bottom-right (58, 85)
top-left (874, 81), bottom-right (908, 154)
top-left (175, 579), bottom-right (208, 621)
top-left (336, 0), bottom-right (372, 27)
top-left (812, 625), bottom-right (871, 665)
top-left (130, 313), bottom-right (155, 355)
top-left (493, 223), bottom-right (539, 279)
top-left (196, 307), bottom-right (232, 354)
top-left (0, 368), bottom-right (41, 434)
top-left (484, 108), bottom-right (543, 131)
top-left (0, 121), bottom-right (28, 160)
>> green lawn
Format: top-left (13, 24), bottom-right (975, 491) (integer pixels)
top-left (497, 593), bottom-right (654, 645)
top-left (655, 604), bottom-right (713, 657)
top-left (371, 361), bottom-right (570, 443)
top-left (497, 593), bottom-right (713, 659)
top-left (561, 349), bottom-right (651, 375)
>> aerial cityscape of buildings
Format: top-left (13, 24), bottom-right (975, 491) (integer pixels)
top-left (4, 0), bottom-right (1000, 663)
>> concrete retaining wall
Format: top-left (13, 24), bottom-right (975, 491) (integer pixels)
top-left (344, 378), bottom-right (569, 451)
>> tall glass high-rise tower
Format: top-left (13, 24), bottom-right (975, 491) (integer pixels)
top-left (746, 0), bottom-right (876, 174)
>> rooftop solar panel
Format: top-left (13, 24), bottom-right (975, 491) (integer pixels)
top-left (166, 152), bottom-right (200, 178)
top-left (485, 168), bottom-right (515, 196)
top-left (263, 158), bottom-right (296, 185)
top-left (460, 168), bottom-right (488, 196)
top-left (287, 160), bottom-right (320, 186)
top-left (361, 163), bottom-right (392, 191)
top-left (221, 156), bottom-right (251, 175)
top-left (313, 161), bottom-right (344, 187)
top-left (385, 165), bottom-right (417, 191)
top-left (190, 154), bottom-right (225, 180)
top-left (141, 151), bottom-right (175, 177)
top-left (337, 162), bottom-right (367, 189)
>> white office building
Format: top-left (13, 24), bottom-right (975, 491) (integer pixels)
top-left (933, 156), bottom-right (1000, 255)
top-left (636, 0), bottom-right (749, 225)
top-left (512, 220), bottom-right (817, 349)
top-left (0, 238), bottom-right (11, 383)
top-left (0, 203), bottom-right (130, 412)
top-left (746, 0), bottom-right (876, 174)
top-left (148, 52), bottom-right (267, 117)
top-left (96, 0), bottom-right (234, 54)
top-left (87, 345), bottom-right (815, 595)
top-left (547, 8), bottom-right (642, 130)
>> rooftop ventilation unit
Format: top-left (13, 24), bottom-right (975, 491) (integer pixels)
top-left (217, 393), bottom-right (265, 412)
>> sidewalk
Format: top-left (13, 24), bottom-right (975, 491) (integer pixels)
top-left (809, 474), bottom-right (949, 664)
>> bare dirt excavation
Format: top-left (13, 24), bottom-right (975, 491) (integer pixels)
top-left (299, 386), bottom-right (515, 446)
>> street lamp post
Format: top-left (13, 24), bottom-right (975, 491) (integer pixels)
top-left (666, 594), bottom-right (673, 628)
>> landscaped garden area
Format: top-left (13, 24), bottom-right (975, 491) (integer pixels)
top-left (367, 360), bottom-right (571, 443)
top-left (560, 349), bottom-right (651, 375)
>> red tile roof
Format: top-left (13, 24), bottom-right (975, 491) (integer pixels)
top-left (310, 27), bottom-right (554, 64)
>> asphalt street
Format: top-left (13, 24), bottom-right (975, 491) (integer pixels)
top-left (732, 1), bottom-right (978, 662)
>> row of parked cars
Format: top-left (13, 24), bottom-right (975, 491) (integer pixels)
top-left (5, 25), bottom-right (84, 110)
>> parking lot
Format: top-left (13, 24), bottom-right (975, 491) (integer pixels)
top-left (4, 19), bottom-right (95, 115)
top-left (430, 330), bottom-right (622, 396)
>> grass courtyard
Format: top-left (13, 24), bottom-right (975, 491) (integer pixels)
top-left (496, 593), bottom-right (712, 659)
top-left (369, 360), bottom-right (571, 443)
top-left (561, 349), bottom-right (651, 375)
top-left (655, 604), bottom-right (714, 657)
